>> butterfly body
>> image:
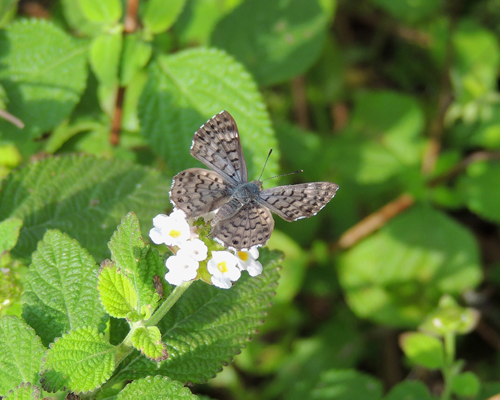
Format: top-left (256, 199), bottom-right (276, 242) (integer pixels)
top-left (170, 111), bottom-right (339, 250)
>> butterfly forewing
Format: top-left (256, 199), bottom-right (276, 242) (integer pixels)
top-left (191, 111), bottom-right (248, 186)
top-left (170, 168), bottom-right (232, 218)
top-left (258, 182), bottom-right (339, 222)
top-left (212, 203), bottom-right (275, 250)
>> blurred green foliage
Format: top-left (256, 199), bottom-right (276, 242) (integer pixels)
top-left (0, 0), bottom-right (499, 399)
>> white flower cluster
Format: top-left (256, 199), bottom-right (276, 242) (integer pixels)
top-left (149, 210), bottom-right (263, 289)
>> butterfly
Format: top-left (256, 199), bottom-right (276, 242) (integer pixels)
top-left (170, 111), bottom-right (339, 250)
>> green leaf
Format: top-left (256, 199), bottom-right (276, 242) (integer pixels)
top-left (304, 369), bottom-right (383, 400)
top-left (78, 0), bottom-right (122, 24)
top-left (108, 213), bottom-right (164, 314)
top-left (0, 0), bottom-right (17, 28)
top-left (0, 217), bottom-right (22, 253)
top-left (459, 161), bottom-right (500, 224)
top-left (0, 20), bottom-right (88, 141)
top-left (0, 154), bottom-right (170, 262)
top-left (108, 248), bottom-right (281, 384)
top-left (338, 205), bottom-right (482, 327)
top-left (451, 371), bottom-right (480, 397)
top-left (40, 327), bottom-right (116, 393)
top-left (98, 260), bottom-right (139, 320)
top-left (400, 332), bottom-right (444, 369)
top-left (211, 0), bottom-right (329, 85)
top-left (131, 326), bottom-right (168, 362)
top-left (138, 47), bottom-right (278, 178)
top-left (90, 31), bottom-right (123, 84)
top-left (116, 376), bottom-right (198, 399)
top-left (0, 316), bottom-right (45, 396)
top-left (384, 381), bottom-right (433, 400)
top-left (142, 0), bottom-right (187, 34)
top-left (372, 0), bottom-right (440, 24)
top-left (3, 383), bottom-right (41, 400)
top-left (22, 230), bottom-right (107, 346)
top-left (120, 34), bottom-right (152, 86)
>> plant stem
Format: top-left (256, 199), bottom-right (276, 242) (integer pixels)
top-left (146, 280), bottom-right (194, 327)
top-left (441, 332), bottom-right (456, 400)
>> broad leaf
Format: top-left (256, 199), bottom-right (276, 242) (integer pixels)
top-left (459, 160), bottom-right (500, 223)
top-left (22, 230), bottom-right (107, 346)
top-left (399, 332), bottom-right (445, 369)
top-left (0, 19), bottom-right (88, 141)
top-left (338, 205), bottom-right (482, 327)
top-left (211, 0), bottom-right (329, 85)
top-left (120, 34), bottom-right (152, 86)
top-left (90, 32), bottom-right (123, 84)
top-left (0, 217), bottom-right (22, 253)
top-left (115, 376), bottom-right (198, 399)
top-left (108, 213), bottom-right (165, 314)
top-left (98, 260), bottom-right (139, 320)
top-left (0, 316), bottom-right (45, 396)
top-left (0, 154), bottom-right (170, 262)
top-left (384, 381), bottom-right (433, 400)
top-left (138, 47), bottom-right (278, 178)
top-left (3, 383), bottom-right (41, 400)
top-left (131, 326), bottom-right (168, 362)
top-left (141, 0), bottom-right (187, 35)
top-left (78, 0), bottom-right (122, 24)
top-left (108, 249), bottom-right (281, 384)
top-left (40, 327), bottom-right (116, 393)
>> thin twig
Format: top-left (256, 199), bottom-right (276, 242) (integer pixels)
top-left (337, 193), bottom-right (414, 249)
top-left (0, 109), bottom-right (24, 129)
top-left (292, 76), bottom-right (310, 130)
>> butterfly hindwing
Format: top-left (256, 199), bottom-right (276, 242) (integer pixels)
top-left (258, 182), bottom-right (339, 222)
top-left (170, 168), bottom-right (232, 218)
top-left (212, 202), bottom-right (275, 250)
top-left (191, 111), bottom-right (248, 186)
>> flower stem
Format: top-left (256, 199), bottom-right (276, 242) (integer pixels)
top-left (146, 280), bottom-right (194, 327)
top-left (440, 332), bottom-right (456, 400)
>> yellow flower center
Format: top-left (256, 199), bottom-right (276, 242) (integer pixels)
top-left (217, 261), bottom-right (228, 273)
top-left (238, 251), bottom-right (248, 261)
top-left (169, 229), bottom-right (181, 238)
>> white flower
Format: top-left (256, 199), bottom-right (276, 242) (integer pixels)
top-left (178, 239), bottom-right (208, 262)
top-left (207, 251), bottom-right (241, 289)
top-left (235, 248), bottom-right (263, 277)
top-left (164, 254), bottom-right (199, 286)
top-left (149, 211), bottom-right (191, 246)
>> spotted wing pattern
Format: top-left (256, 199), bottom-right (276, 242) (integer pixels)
top-left (170, 168), bottom-right (232, 218)
top-left (258, 182), bottom-right (339, 222)
top-left (190, 111), bottom-right (248, 186)
top-left (212, 203), bottom-right (275, 250)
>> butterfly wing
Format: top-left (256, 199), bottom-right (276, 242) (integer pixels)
top-left (258, 182), bottom-right (339, 222)
top-left (212, 202), bottom-right (275, 250)
top-left (170, 168), bottom-right (232, 218)
top-left (190, 111), bottom-right (248, 186)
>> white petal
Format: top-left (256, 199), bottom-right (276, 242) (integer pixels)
top-left (149, 227), bottom-right (165, 244)
top-left (211, 275), bottom-right (232, 289)
top-left (247, 260), bottom-right (263, 277)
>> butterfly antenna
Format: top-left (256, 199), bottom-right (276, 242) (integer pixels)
top-left (258, 149), bottom-right (273, 182)
top-left (262, 169), bottom-right (303, 183)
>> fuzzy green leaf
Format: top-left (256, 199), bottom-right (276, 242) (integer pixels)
top-left (384, 381), bottom-right (433, 400)
top-left (301, 369), bottom-right (383, 400)
top-left (21, 230), bottom-right (107, 346)
top-left (338, 205), bottom-right (482, 328)
top-left (108, 249), bottom-right (281, 384)
top-left (0, 154), bottom-right (170, 262)
top-left (120, 34), bottom-right (152, 86)
top-left (0, 20), bottom-right (88, 141)
top-left (211, 0), bottom-right (329, 85)
top-left (108, 213), bottom-right (165, 314)
top-left (400, 332), bottom-right (445, 369)
top-left (116, 376), bottom-right (198, 399)
top-left (0, 217), bottom-right (22, 253)
top-left (78, 0), bottom-right (122, 24)
top-left (451, 371), bottom-right (480, 397)
top-left (138, 47), bottom-right (278, 178)
top-left (0, 316), bottom-right (45, 396)
top-left (131, 326), bottom-right (168, 362)
top-left (90, 32), bottom-right (123, 84)
top-left (3, 383), bottom-right (41, 400)
top-left (98, 260), bottom-right (139, 319)
top-left (40, 327), bottom-right (116, 393)
top-left (459, 161), bottom-right (500, 223)
top-left (142, 0), bottom-right (187, 34)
